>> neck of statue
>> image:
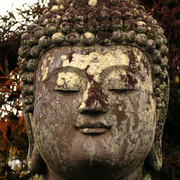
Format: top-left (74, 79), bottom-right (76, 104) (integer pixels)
top-left (37, 164), bottom-right (151, 180)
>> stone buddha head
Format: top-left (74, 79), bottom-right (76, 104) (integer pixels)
top-left (18, 0), bottom-right (169, 179)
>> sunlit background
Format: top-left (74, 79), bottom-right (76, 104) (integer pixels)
top-left (0, 0), bottom-right (48, 16)
top-left (0, 0), bottom-right (36, 16)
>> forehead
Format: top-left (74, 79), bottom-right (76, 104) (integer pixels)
top-left (38, 45), bottom-right (150, 81)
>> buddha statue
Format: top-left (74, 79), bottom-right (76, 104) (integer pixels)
top-left (18, 0), bottom-right (169, 179)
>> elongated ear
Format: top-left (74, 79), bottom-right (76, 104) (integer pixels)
top-left (24, 112), bottom-right (47, 175)
top-left (143, 109), bottom-right (163, 173)
top-left (144, 82), bottom-right (170, 174)
top-left (28, 142), bottom-right (47, 174)
top-left (24, 112), bottom-right (34, 160)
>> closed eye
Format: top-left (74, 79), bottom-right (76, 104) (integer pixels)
top-left (54, 86), bottom-right (80, 93)
top-left (55, 89), bottom-right (80, 93)
top-left (109, 89), bottom-right (137, 94)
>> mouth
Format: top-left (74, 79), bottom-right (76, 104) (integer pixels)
top-left (76, 122), bottom-right (111, 135)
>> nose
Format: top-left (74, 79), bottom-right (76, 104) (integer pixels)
top-left (78, 82), bottom-right (108, 115)
top-left (79, 99), bottom-right (107, 115)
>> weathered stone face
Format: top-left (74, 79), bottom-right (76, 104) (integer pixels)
top-left (33, 45), bottom-right (156, 179)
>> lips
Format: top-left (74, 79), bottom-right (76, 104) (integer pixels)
top-left (76, 122), bottom-right (111, 135)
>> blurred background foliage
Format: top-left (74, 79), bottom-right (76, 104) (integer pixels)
top-left (0, 0), bottom-right (179, 179)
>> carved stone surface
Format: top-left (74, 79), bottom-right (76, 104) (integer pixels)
top-left (18, 0), bottom-right (169, 179)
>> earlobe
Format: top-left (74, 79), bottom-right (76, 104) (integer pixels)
top-left (144, 144), bottom-right (162, 172)
top-left (144, 107), bottom-right (167, 173)
top-left (28, 143), bottom-right (47, 174)
top-left (24, 112), bottom-right (34, 159)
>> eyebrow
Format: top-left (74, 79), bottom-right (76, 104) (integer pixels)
top-left (43, 64), bottom-right (140, 83)
top-left (43, 66), bottom-right (85, 82)
top-left (100, 65), bottom-right (129, 76)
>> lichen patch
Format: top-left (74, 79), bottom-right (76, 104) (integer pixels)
top-left (88, 0), bottom-right (97, 6)
top-left (56, 72), bottom-right (81, 90)
top-left (41, 65), bottom-right (49, 81)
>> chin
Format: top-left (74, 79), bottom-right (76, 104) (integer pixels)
top-left (50, 160), bottom-right (142, 180)
top-left (48, 149), bottom-right (142, 180)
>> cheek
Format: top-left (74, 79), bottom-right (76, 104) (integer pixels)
top-left (109, 91), bottom-right (156, 122)
top-left (33, 86), bottom-right (81, 143)
top-left (32, 91), bottom-right (82, 166)
top-left (109, 91), bottom-right (156, 149)
top-left (108, 92), bottom-right (156, 166)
